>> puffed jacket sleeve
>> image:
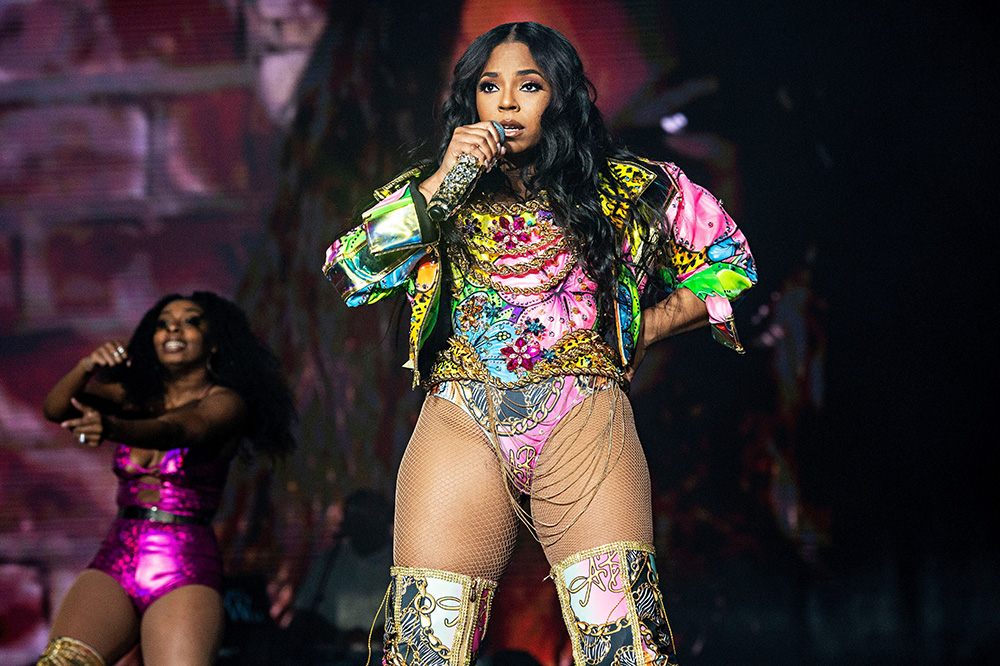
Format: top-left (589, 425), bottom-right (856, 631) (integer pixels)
top-left (322, 179), bottom-right (437, 307)
top-left (657, 162), bottom-right (757, 352)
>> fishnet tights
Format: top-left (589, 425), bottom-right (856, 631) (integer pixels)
top-left (531, 384), bottom-right (652, 565)
top-left (393, 394), bottom-right (519, 581)
top-left (393, 382), bottom-right (652, 580)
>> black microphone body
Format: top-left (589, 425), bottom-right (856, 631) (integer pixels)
top-left (427, 121), bottom-right (505, 223)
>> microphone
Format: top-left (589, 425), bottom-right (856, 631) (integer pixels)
top-left (427, 120), bottom-right (506, 223)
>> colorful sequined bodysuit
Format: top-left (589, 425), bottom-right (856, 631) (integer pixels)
top-left (324, 158), bottom-right (756, 494)
top-left (426, 162), bottom-right (755, 492)
top-left (430, 198), bottom-right (615, 386)
top-left (88, 445), bottom-right (231, 613)
top-left (427, 195), bottom-right (618, 492)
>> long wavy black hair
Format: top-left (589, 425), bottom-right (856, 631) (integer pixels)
top-left (437, 21), bottom-right (670, 333)
top-left (105, 292), bottom-right (296, 459)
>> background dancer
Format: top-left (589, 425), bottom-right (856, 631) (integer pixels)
top-left (39, 292), bottom-right (295, 666)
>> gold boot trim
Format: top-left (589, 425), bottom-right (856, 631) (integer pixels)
top-left (551, 541), bottom-right (676, 666)
top-left (550, 540), bottom-right (655, 579)
top-left (386, 566), bottom-right (497, 666)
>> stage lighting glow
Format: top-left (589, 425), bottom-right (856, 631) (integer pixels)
top-left (660, 112), bottom-right (688, 134)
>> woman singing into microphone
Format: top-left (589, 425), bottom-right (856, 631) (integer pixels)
top-left (39, 292), bottom-right (294, 666)
top-left (323, 22), bottom-right (755, 665)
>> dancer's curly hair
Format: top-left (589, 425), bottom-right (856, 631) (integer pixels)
top-left (106, 292), bottom-right (296, 459)
top-left (437, 21), bottom-right (671, 333)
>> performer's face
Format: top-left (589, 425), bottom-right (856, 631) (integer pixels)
top-left (477, 41), bottom-right (551, 155)
top-left (153, 299), bottom-right (211, 368)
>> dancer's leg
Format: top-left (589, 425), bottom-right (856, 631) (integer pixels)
top-left (531, 385), bottom-right (677, 665)
top-left (530, 384), bottom-right (653, 563)
top-left (42, 569), bottom-right (140, 665)
top-left (387, 392), bottom-right (519, 665)
top-left (140, 584), bottom-right (224, 666)
top-left (393, 393), bottom-right (519, 580)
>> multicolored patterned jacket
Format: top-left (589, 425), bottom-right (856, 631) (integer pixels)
top-left (323, 158), bottom-right (756, 386)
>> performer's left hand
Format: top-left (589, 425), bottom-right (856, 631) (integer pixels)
top-left (624, 318), bottom-right (648, 384)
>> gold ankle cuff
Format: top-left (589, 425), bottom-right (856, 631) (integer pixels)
top-left (37, 637), bottom-right (107, 666)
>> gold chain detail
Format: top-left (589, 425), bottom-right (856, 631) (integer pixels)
top-left (484, 257), bottom-right (577, 294)
top-left (426, 329), bottom-right (625, 390)
top-left (468, 238), bottom-right (570, 277)
top-left (458, 207), bottom-right (564, 254)
top-left (451, 196), bottom-right (580, 291)
top-left (453, 249), bottom-right (580, 295)
top-left (465, 191), bottom-right (551, 214)
top-left (464, 223), bottom-right (565, 258)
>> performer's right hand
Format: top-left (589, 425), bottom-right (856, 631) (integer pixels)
top-left (79, 340), bottom-right (129, 374)
top-left (61, 397), bottom-right (105, 447)
top-left (420, 121), bottom-right (505, 200)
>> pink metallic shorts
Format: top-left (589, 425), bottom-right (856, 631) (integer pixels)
top-left (89, 516), bottom-right (222, 614)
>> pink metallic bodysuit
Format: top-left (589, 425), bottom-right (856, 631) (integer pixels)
top-left (88, 445), bottom-right (231, 613)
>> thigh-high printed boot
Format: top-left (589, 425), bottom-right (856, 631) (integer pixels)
top-left (382, 566), bottom-right (496, 666)
top-left (36, 637), bottom-right (106, 666)
top-left (552, 542), bottom-right (679, 666)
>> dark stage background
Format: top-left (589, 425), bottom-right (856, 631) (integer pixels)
top-left (1, 1), bottom-right (995, 664)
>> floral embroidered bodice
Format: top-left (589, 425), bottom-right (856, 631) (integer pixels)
top-left (323, 158), bottom-right (757, 388)
top-left (429, 196), bottom-right (621, 388)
